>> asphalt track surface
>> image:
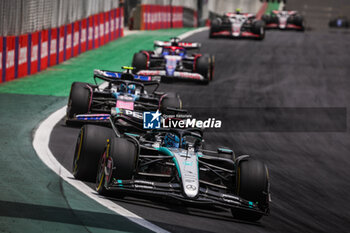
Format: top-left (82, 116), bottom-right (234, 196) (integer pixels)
top-left (50, 25), bottom-right (350, 233)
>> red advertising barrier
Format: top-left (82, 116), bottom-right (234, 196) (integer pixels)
top-left (172, 6), bottom-right (183, 28)
top-left (141, 5), bottom-right (147, 30)
top-left (1, 7), bottom-right (123, 84)
top-left (80, 19), bottom-right (87, 53)
top-left (87, 16), bottom-right (94, 50)
top-left (99, 13), bottom-right (105, 46)
top-left (73, 21), bottom-right (80, 57)
top-left (157, 6), bottom-right (161, 29)
top-left (120, 7), bottom-right (124, 37)
top-left (94, 14), bottom-right (100, 48)
top-left (0, 37), bottom-right (3, 83)
top-left (110, 10), bottom-right (115, 40)
top-left (49, 28), bottom-right (58, 67)
top-left (58, 26), bottom-right (65, 63)
top-left (5, 36), bottom-right (15, 81)
top-left (40, 30), bottom-right (49, 71)
top-left (150, 5), bottom-right (155, 30)
top-left (116, 8), bottom-right (120, 38)
top-left (104, 11), bottom-right (110, 44)
top-left (65, 23), bottom-right (72, 60)
top-left (30, 32), bottom-right (39, 75)
top-left (140, 5), bottom-right (186, 30)
top-left (17, 34), bottom-right (28, 78)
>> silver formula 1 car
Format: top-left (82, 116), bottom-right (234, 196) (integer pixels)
top-left (262, 10), bottom-right (305, 31)
top-left (73, 116), bottom-right (271, 222)
top-left (132, 37), bottom-right (214, 84)
top-left (209, 11), bottom-right (265, 40)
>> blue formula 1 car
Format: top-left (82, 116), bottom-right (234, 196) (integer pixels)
top-left (132, 37), bottom-right (214, 84)
top-left (72, 117), bottom-right (271, 222)
top-left (66, 66), bottom-right (183, 128)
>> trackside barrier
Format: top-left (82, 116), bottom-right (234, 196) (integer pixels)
top-left (0, 7), bottom-right (123, 84)
top-left (140, 5), bottom-right (196, 30)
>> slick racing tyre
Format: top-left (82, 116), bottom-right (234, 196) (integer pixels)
top-left (252, 21), bottom-right (265, 40)
top-left (261, 14), bottom-right (271, 24)
top-left (132, 52), bottom-right (147, 72)
top-left (73, 125), bottom-right (113, 181)
top-left (160, 93), bottom-right (182, 114)
top-left (195, 54), bottom-right (212, 84)
top-left (209, 18), bottom-right (221, 38)
top-left (291, 15), bottom-right (305, 31)
top-left (66, 82), bottom-right (91, 120)
top-left (96, 137), bottom-right (138, 196)
top-left (232, 159), bottom-right (269, 221)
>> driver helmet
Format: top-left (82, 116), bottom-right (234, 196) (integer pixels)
top-left (163, 133), bottom-right (180, 148)
top-left (127, 84), bottom-right (136, 94)
top-left (236, 8), bottom-right (241, 14)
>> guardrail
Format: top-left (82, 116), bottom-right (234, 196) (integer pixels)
top-left (129, 5), bottom-right (197, 30)
top-left (1, 7), bottom-right (124, 84)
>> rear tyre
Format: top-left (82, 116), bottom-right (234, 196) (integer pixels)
top-left (96, 137), bottom-right (138, 196)
top-left (73, 125), bottom-right (113, 181)
top-left (209, 18), bottom-right (221, 38)
top-left (160, 93), bottom-right (182, 114)
top-left (66, 82), bottom-right (91, 121)
top-left (261, 15), bottom-right (271, 24)
top-left (195, 54), bottom-right (211, 84)
top-left (132, 52), bottom-right (148, 73)
top-left (232, 159), bottom-right (269, 221)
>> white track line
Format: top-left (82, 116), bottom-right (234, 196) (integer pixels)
top-left (178, 27), bottom-right (208, 40)
top-left (32, 27), bottom-right (207, 233)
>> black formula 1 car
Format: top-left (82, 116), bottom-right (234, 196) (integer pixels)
top-left (73, 116), bottom-right (271, 222)
top-left (262, 10), bottom-right (305, 31)
top-left (66, 67), bottom-right (182, 128)
top-left (132, 37), bottom-right (214, 84)
top-left (209, 12), bottom-right (265, 40)
top-left (329, 17), bottom-right (349, 28)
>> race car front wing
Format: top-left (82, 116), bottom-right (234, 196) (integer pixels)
top-left (106, 178), bottom-right (269, 215)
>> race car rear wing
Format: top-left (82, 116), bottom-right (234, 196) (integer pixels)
top-left (153, 40), bottom-right (201, 50)
top-left (137, 70), bottom-right (207, 83)
top-left (272, 10), bottom-right (297, 15)
top-left (94, 69), bottom-right (153, 82)
top-left (93, 69), bottom-right (161, 93)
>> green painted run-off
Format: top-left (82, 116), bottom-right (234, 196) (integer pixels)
top-left (0, 28), bottom-right (192, 97)
top-left (265, 2), bottom-right (281, 15)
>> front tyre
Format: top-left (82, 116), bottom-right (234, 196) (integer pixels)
top-left (96, 137), bottom-right (138, 196)
top-left (195, 54), bottom-right (211, 84)
top-left (73, 125), bottom-right (113, 181)
top-left (160, 93), bottom-right (182, 114)
top-left (232, 159), bottom-right (269, 221)
top-left (293, 15), bottom-right (305, 31)
top-left (252, 21), bottom-right (265, 40)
